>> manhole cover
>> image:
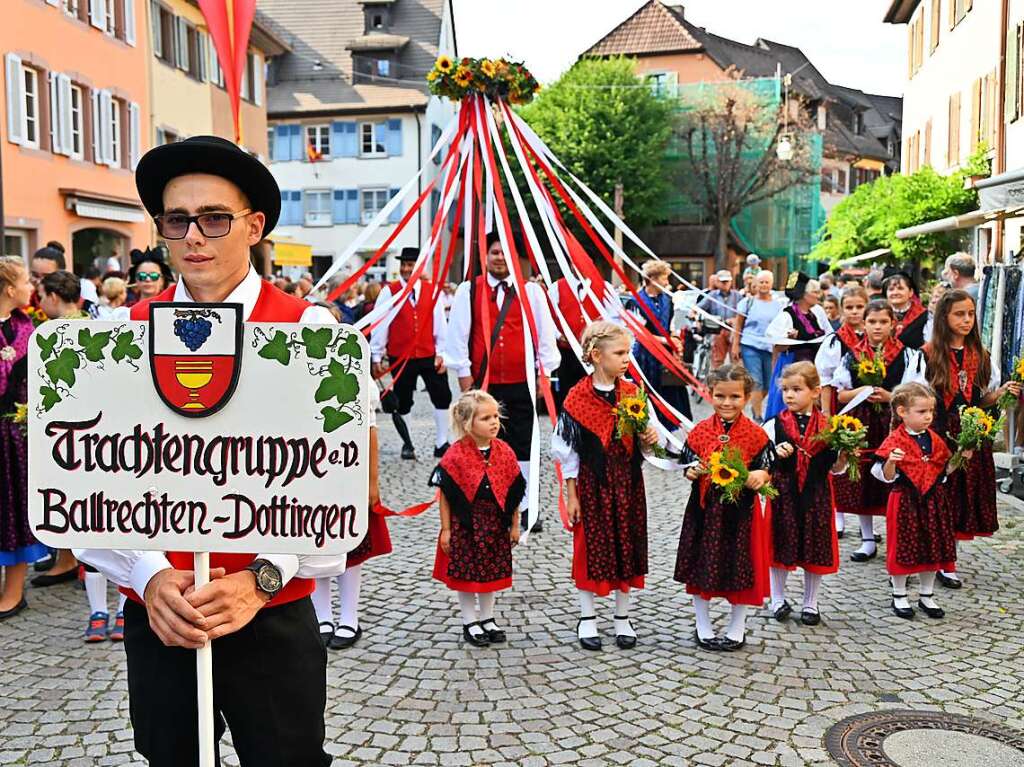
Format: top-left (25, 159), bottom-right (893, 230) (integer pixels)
top-left (825, 710), bottom-right (1024, 767)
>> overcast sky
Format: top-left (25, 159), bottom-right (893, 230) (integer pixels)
top-left (452, 0), bottom-right (906, 97)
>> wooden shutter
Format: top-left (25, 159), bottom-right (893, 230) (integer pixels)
top-left (124, 0), bottom-right (136, 46)
top-left (128, 101), bottom-right (140, 169)
top-left (5, 54), bottom-right (24, 146)
top-left (924, 119), bottom-right (932, 167)
top-left (89, 0), bottom-right (106, 30)
top-left (930, 0), bottom-right (940, 53)
top-left (948, 91), bottom-right (961, 166)
top-left (58, 74), bottom-right (73, 154)
top-left (1007, 24), bottom-right (1021, 123)
top-left (970, 78), bottom-right (981, 151)
top-left (252, 53), bottom-right (262, 106)
top-left (907, 23), bottom-right (914, 78)
top-left (91, 88), bottom-right (102, 163)
top-left (386, 119), bottom-right (402, 156)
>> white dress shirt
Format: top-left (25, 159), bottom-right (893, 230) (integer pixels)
top-left (444, 273), bottom-right (561, 379)
top-left (76, 267), bottom-right (346, 597)
top-left (368, 279), bottom-right (447, 364)
top-left (765, 304), bottom-right (831, 343)
top-left (830, 347), bottom-right (927, 391)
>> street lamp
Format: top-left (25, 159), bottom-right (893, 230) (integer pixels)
top-left (777, 134), bottom-right (794, 161)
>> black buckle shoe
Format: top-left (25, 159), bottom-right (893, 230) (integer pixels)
top-left (772, 601), bottom-right (793, 622)
top-left (936, 571), bottom-right (962, 590)
top-left (463, 622), bottom-right (490, 647)
top-left (693, 630), bottom-right (720, 651)
top-left (850, 539), bottom-right (877, 563)
top-left (577, 617), bottom-right (602, 651)
top-left (33, 554), bottom-right (55, 572)
top-left (891, 595), bottom-right (914, 620)
top-left (917, 594), bottom-right (945, 619)
top-left (613, 615), bottom-right (636, 649)
top-left (716, 635), bottom-right (746, 652)
top-left (480, 619), bottom-right (506, 644)
top-left (401, 445), bottom-right (416, 460)
top-left (318, 621), bottom-right (334, 647)
top-left (328, 625), bottom-right (362, 650)
top-left (800, 609), bottom-right (821, 626)
top-left (433, 443), bottom-right (450, 458)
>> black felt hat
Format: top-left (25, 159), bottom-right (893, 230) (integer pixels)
top-left (882, 265), bottom-right (918, 295)
top-left (398, 247), bottom-right (420, 262)
top-left (784, 271), bottom-right (810, 301)
top-left (135, 135), bottom-right (281, 235)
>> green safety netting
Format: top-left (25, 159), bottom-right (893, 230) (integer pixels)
top-left (662, 77), bottom-right (825, 272)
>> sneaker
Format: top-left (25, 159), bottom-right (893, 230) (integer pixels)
top-left (84, 612), bottom-right (109, 643)
top-left (109, 611), bottom-right (125, 642)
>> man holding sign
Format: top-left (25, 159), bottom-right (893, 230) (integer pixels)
top-left (74, 136), bottom-right (341, 766)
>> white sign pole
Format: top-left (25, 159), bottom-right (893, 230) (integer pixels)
top-left (194, 552), bottom-right (215, 767)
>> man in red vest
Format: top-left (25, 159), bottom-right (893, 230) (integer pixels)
top-left (445, 231), bottom-right (560, 530)
top-left (370, 247), bottom-right (451, 460)
top-left (77, 136), bottom-right (337, 767)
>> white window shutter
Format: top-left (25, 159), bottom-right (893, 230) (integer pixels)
top-left (6, 54), bottom-right (25, 146)
top-left (49, 73), bottom-right (62, 154)
top-left (252, 53), bottom-right (262, 106)
top-left (99, 89), bottom-right (113, 166)
top-left (128, 101), bottom-right (140, 170)
top-left (46, 0), bottom-right (59, 6)
top-left (124, 0), bottom-right (136, 46)
top-left (91, 89), bottom-right (101, 163)
top-left (177, 18), bottom-right (189, 71)
top-left (197, 31), bottom-right (208, 81)
top-left (89, 0), bottom-right (106, 30)
top-left (58, 74), bottom-right (73, 155)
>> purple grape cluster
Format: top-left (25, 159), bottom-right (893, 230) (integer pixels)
top-left (174, 317), bottom-right (213, 351)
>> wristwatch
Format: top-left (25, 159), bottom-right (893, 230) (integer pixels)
top-left (245, 559), bottom-right (283, 600)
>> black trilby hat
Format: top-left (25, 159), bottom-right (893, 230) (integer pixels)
top-left (135, 135), bottom-right (281, 235)
top-left (882, 265), bottom-right (918, 295)
top-left (784, 271), bottom-right (810, 301)
top-left (398, 246), bottom-right (420, 262)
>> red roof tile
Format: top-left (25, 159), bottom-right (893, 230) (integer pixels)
top-left (584, 1), bottom-right (702, 57)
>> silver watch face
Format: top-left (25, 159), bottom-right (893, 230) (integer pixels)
top-left (258, 566), bottom-right (282, 594)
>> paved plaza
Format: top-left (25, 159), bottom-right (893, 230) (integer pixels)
top-left (2, 396), bottom-right (1024, 766)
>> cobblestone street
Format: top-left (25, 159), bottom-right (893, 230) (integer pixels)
top-left (3, 396), bottom-right (1024, 766)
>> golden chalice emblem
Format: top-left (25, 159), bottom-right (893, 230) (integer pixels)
top-left (175, 360), bottom-right (214, 410)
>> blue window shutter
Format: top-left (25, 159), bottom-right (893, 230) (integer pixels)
top-left (430, 190), bottom-right (440, 220)
top-left (273, 127), bottom-right (290, 162)
top-left (331, 122), bottom-right (345, 157)
top-left (280, 190), bottom-right (290, 223)
top-left (332, 189), bottom-right (346, 224)
top-left (293, 191), bottom-right (304, 225)
top-left (341, 122), bottom-right (357, 157)
top-left (345, 189), bottom-right (359, 224)
top-left (388, 188), bottom-right (402, 224)
top-left (387, 119), bottom-right (402, 156)
top-left (289, 125), bottom-right (302, 161)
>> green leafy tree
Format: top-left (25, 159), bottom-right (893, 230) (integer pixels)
top-left (517, 57), bottom-right (675, 233)
top-left (810, 146), bottom-right (986, 269)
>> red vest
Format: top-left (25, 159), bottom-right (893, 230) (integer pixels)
top-left (555, 278), bottom-right (601, 342)
top-left (125, 279), bottom-right (316, 608)
top-left (469, 275), bottom-right (527, 385)
top-left (386, 280), bottom-right (436, 359)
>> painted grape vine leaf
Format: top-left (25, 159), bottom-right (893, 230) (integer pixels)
top-left (258, 330), bottom-right (291, 365)
top-left (78, 328), bottom-right (112, 362)
top-left (111, 332), bottom-right (142, 362)
top-left (301, 327), bottom-right (333, 359)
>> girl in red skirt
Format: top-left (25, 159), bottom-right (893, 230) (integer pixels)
top-left (816, 285), bottom-right (868, 539)
top-left (312, 384), bottom-right (393, 649)
top-left (675, 364), bottom-right (773, 652)
top-left (873, 383), bottom-right (959, 619)
top-left (552, 321), bottom-right (658, 652)
top-left (924, 290), bottom-right (1021, 589)
top-left (831, 300), bottom-right (926, 563)
top-left (431, 390), bottom-right (523, 646)
top-left (763, 362), bottom-right (847, 626)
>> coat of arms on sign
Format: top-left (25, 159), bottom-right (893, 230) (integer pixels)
top-left (149, 303), bottom-right (243, 418)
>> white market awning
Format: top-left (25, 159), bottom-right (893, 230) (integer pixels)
top-left (835, 248), bottom-right (890, 266)
top-left (895, 206), bottom-right (1024, 239)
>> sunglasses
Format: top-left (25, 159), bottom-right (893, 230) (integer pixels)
top-left (154, 208), bottom-right (251, 239)
top-left (136, 272), bottom-right (162, 282)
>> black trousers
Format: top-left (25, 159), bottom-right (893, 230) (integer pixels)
top-left (553, 345), bottom-right (586, 414)
top-left (123, 597), bottom-right (331, 767)
top-left (489, 381), bottom-right (534, 461)
top-left (390, 355), bottom-right (453, 415)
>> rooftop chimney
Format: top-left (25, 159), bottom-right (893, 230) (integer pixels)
top-left (663, 2), bottom-right (685, 18)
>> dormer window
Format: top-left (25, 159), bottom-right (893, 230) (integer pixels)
top-left (853, 112), bottom-right (862, 135)
top-left (817, 104), bottom-right (827, 131)
top-left (365, 7), bottom-right (390, 33)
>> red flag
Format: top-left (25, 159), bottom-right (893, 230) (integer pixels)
top-left (198, 0), bottom-right (257, 144)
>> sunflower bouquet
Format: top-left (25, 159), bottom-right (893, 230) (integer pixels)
top-left (427, 56), bottom-right (540, 105)
top-left (702, 447), bottom-right (778, 505)
top-left (4, 402), bottom-right (28, 437)
top-left (997, 356), bottom-right (1024, 410)
top-left (815, 414), bottom-right (868, 482)
top-left (948, 405), bottom-right (1004, 471)
top-left (24, 306), bottom-right (48, 327)
top-left (854, 348), bottom-right (887, 411)
top-left (614, 389), bottom-right (666, 458)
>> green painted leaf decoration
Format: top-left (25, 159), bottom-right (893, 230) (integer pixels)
top-left (36, 333), bottom-right (57, 361)
top-left (78, 328), bottom-right (112, 362)
top-left (111, 331), bottom-right (142, 362)
top-left (39, 385), bottom-right (61, 411)
top-left (301, 327), bottom-right (333, 359)
top-left (258, 330), bottom-right (291, 365)
top-left (45, 348), bottom-right (81, 387)
top-left (336, 333), bottom-right (363, 360)
top-left (314, 359), bottom-right (360, 405)
top-left (321, 406), bottom-right (354, 433)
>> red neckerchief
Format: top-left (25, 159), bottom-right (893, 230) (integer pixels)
top-left (926, 343), bottom-right (980, 408)
top-left (777, 409), bottom-right (828, 491)
top-left (853, 333), bottom-right (904, 367)
top-left (563, 377), bottom-right (638, 452)
top-left (439, 436), bottom-right (521, 509)
top-left (875, 424), bottom-right (951, 497)
top-left (686, 414), bottom-right (768, 504)
top-left (835, 323), bottom-right (862, 352)
top-left (893, 296), bottom-right (925, 338)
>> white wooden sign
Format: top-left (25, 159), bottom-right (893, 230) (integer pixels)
top-left (27, 304), bottom-right (369, 555)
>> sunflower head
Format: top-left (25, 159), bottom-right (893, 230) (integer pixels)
top-left (454, 66), bottom-right (472, 87)
top-left (711, 464), bottom-right (739, 486)
top-left (480, 59), bottom-right (497, 78)
top-left (436, 55), bottom-right (453, 73)
top-left (13, 403), bottom-right (27, 424)
top-left (857, 359), bottom-right (876, 376)
top-left (1016, 357), bottom-right (1024, 379)
top-left (963, 406), bottom-right (985, 419)
top-left (843, 416), bottom-right (863, 431)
